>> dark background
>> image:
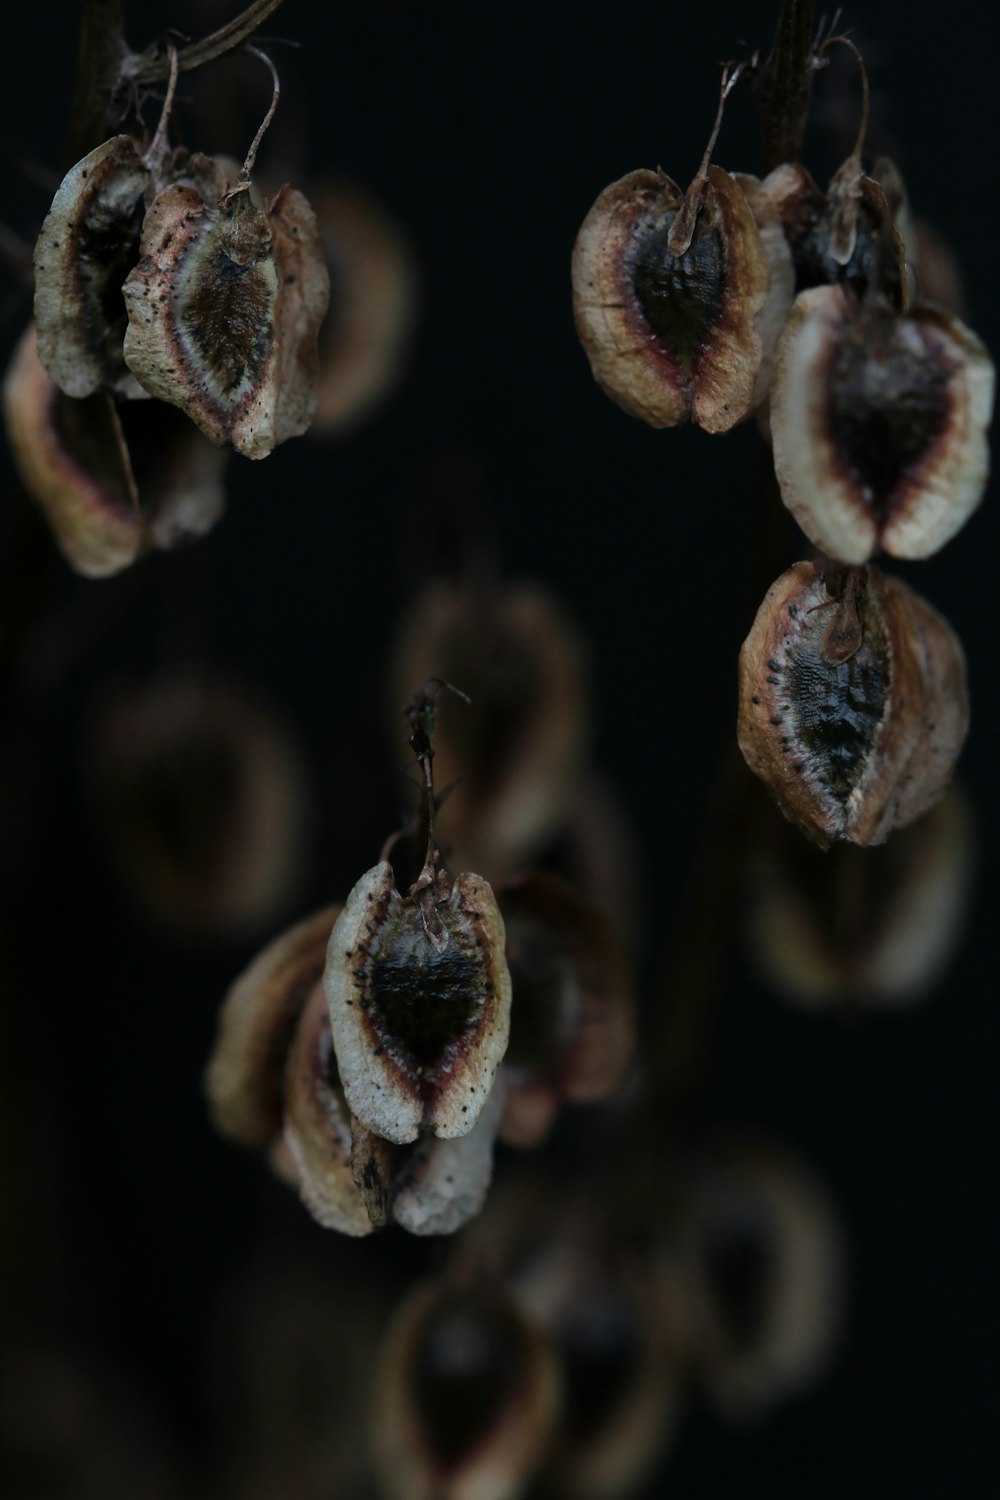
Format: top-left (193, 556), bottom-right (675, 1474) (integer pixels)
top-left (1, 1), bottom-right (997, 1495)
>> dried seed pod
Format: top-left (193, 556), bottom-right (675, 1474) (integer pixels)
top-left (90, 676), bottom-right (308, 934)
top-left (674, 1136), bottom-right (844, 1420)
top-left (572, 165), bottom-right (769, 431)
top-left (390, 581), bottom-right (588, 881)
top-left (3, 325), bottom-right (227, 578)
top-left (738, 563), bottom-right (968, 848)
top-left (370, 1280), bottom-right (560, 1500)
top-left (122, 176), bottom-right (329, 459)
top-left (391, 1075), bottom-right (506, 1236)
top-left (310, 179), bottom-right (417, 434)
top-left (496, 871), bottom-right (636, 1149)
top-left (33, 136), bottom-right (151, 400)
top-left (770, 286), bottom-right (994, 561)
top-left (732, 173), bottom-right (796, 409)
top-left (324, 860), bottom-right (511, 1145)
top-left (745, 787), bottom-right (974, 1009)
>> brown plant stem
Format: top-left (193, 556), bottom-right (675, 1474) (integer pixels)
top-left (755, 0), bottom-right (817, 171)
top-left (66, 0), bottom-right (129, 162)
top-left (126, 0), bottom-right (289, 85)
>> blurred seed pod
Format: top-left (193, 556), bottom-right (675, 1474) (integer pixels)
top-left (761, 162), bottom-right (906, 306)
top-left (672, 1135), bottom-right (845, 1420)
top-left (572, 165), bottom-right (770, 432)
top-left (370, 1279), bottom-right (560, 1500)
top-left (3, 324), bottom-right (228, 578)
top-left (738, 562), bottom-right (968, 848)
top-left (390, 582), bottom-right (588, 882)
top-left (744, 786), bottom-right (973, 1009)
top-left (325, 860), bottom-right (511, 1144)
top-left (122, 172), bottom-right (330, 458)
top-left (90, 675), bottom-right (308, 936)
top-left (209, 904), bottom-right (506, 1237)
top-left (732, 173), bottom-right (796, 410)
top-left (870, 158), bottom-right (967, 318)
top-left (309, 180), bottom-right (417, 434)
top-left (496, 871), bottom-right (636, 1149)
top-left (770, 285), bottom-right (994, 562)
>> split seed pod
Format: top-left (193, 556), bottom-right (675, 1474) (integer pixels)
top-left (738, 563), bottom-right (968, 848)
top-left (771, 286), bottom-right (994, 561)
top-left (3, 324), bottom-right (227, 577)
top-left (370, 1280), bottom-right (560, 1500)
top-left (324, 861), bottom-right (511, 1145)
top-left (122, 173), bottom-right (329, 458)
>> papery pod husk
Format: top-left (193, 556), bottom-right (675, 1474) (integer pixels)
top-left (91, 676), bottom-right (308, 934)
top-left (737, 563), bottom-right (968, 848)
top-left (33, 135), bottom-right (151, 399)
top-left (770, 285), bottom-right (994, 562)
top-left (206, 904), bottom-right (342, 1145)
top-left (391, 1074), bottom-right (506, 1236)
top-left (745, 786), bottom-right (973, 1009)
top-left (324, 862), bottom-right (511, 1144)
top-left (311, 179), bottom-right (417, 433)
top-left (673, 1136), bottom-right (845, 1419)
top-left (3, 324), bottom-right (227, 578)
top-left (868, 159), bottom-right (968, 317)
top-left (761, 162), bottom-right (907, 306)
top-left (122, 179), bottom-right (329, 458)
top-left (732, 173), bottom-right (796, 411)
top-left (370, 1279), bottom-right (560, 1500)
top-left (497, 870), bottom-right (636, 1149)
top-left (390, 581), bottom-right (589, 881)
top-left (572, 165), bottom-right (769, 431)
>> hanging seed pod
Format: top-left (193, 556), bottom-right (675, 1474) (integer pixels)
top-left (674, 1136), bottom-right (844, 1420)
top-left (731, 172), bottom-right (796, 410)
top-left (3, 324), bottom-right (227, 577)
top-left (390, 581), bottom-right (589, 882)
top-left (496, 871), bottom-right (636, 1149)
top-left (770, 286), bottom-right (994, 561)
top-left (122, 55), bottom-right (329, 458)
top-left (310, 179), bottom-right (417, 434)
top-left (745, 787), bottom-right (974, 1009)
top-left (572, 66), bottom-right (770, 432)
top-left (324, 858), bottom-right (511, 1145)
top-left (90, 676), bottom-right (308, 935)
top-left (737, 562), bottom-right (968, 848)
top-left (763, 161), bottom-right (906, 306)
top-left (370, 1280), bottom-right (560, 1500)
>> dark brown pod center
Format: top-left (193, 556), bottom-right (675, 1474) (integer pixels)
top-left (630, 214), bottom-right (725, 363)
top-left (116, 728), bottom-right (243, 876)
top-left (183, 250), bottom-right (276, 396)
top-left (556, 1288), bottom-right (644, 1439)
top-left (782, 185), bottom-right (903, 306)
top-left (367, 924), bottom-right (482, 1075)
top-left (413, 1300), bottom-right (523, 1470)
top-left (783, 636), bottom-right (888, 804)
top-left (700, 1195), bottom-right (775, 1352)
top-left (503, 918), bottom-right (571, 1071)
top-left (828, 315), bottom-right (953, 523)
top-left (72, 184), bottom-right (146, 373)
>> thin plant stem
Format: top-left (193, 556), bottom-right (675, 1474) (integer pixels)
top-left (755, 0), bottom-right (818, 171)
top-left (67, 0), bottom-right (129, 163)
top-left (126, 0), bottom-right (288, 85)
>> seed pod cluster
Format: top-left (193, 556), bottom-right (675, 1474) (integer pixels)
top-left (738, 562), bottom-right (968, 848)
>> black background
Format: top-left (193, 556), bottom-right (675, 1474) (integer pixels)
top-left (1, 1), bottom-right (997, 1495)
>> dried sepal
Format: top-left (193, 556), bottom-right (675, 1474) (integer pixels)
top-left (497, 871), bottom-right (636, 1149)
top-left (122, 177), bottom-right (329, 459)
top-left (745, 787), bottom-right (973, 1009)
top-left (737, 563), bottom-right (968, 848)
top-left (281, 982), bottom-right (374, 1237)
top-left (370, 1279), bottom-right (560, 1500)
top-left (572, 165), bottom-right (769, 431)
top-left (771, 285), bottom-right (994, 561)
top-left (33, 136), bottom-right (151, 400)
top-left (206, 904), bottom-right (342, 1145)
top-left (3, 325), bottom-right (227, 578)
top-left (324, 861), bottom-right (511, 1145)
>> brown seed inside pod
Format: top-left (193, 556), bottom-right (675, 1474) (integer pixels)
top-left (737, 562), bottom-right (968, 847)
top-left (572, 166), bottom-right (769, 432)
top-left (771, 286), bottom-right (994, 561)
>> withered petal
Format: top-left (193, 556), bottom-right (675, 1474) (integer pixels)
top-left (324, 863), bottom-right (512, 1144)
top-left (572, 166), bottom-right (769, 432)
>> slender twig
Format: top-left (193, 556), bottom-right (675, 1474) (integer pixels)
top-left (754, 0), bottom-right (818, 171)
top-left (126, 0), bottom-right (288, 85)
top-left (66, 0), bottom-right (129, 163)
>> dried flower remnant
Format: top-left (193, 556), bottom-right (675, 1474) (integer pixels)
top-left (745, 787), bottom-right (973, 1010)
top-left (91, 676), bottom-right (307, 935)
top-left (573, 69), bottom-right (772, 432)
top-left (3, 324), bottom-right (227, 578)
top-left (674, 1137), bottom-right (844, 1420)
top-left (370, 1280), bottom-right (560, 1500)
top-left (310, 180), bottom-right (417, 434)
top-left (391, 581), bottom-right (588, 881)
top-left (122, 55), bottom-right (329, 458)
top-left (496, 871), bottom-right (636, 1149)
top-left (737, 562), bottom-right (968, 848)
top-left (770, 286), bottom-right (994, 562)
